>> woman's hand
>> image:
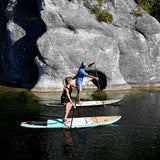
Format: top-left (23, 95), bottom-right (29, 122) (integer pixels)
top-left (71, 82), bottom-right (76, 88)
top-left (72, 104), bottom-right (76, 109)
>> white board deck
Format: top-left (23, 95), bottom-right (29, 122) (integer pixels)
top-left (45, 99), bottom-right (122, 107)
top-left (20, 116), bottom-right (122, 129)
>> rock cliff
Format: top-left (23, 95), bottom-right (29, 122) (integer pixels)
top-left (0, 0), bottom-right (160, 92)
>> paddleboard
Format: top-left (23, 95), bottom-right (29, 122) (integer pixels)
top-left (20, 116), bottom-right (121, 129)
top-left (45, 99), bottom-right (122, 107)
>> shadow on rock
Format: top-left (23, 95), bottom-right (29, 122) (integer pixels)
top-left (12, 0), bottom-right (47, 89)
top-left (86, 70), bottom-right (107, 90)
top-left (0, 0), bottom-right (47, 89)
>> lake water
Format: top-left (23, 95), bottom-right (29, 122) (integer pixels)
top-left (0, 87), bottom-right (160, 160)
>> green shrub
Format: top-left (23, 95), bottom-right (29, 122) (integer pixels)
top-left (134, 0), bottom-right (160, 21)
top-left (97, 10), bottom-right (113, 22)
top-left (91, 5), bottom-right (100, 15)
top-left (131, 5), bottom-right (143, 17)
top-left (98, 0), bottom-right (103, 8)
top-left (91, 0), bottom-right (113, 23)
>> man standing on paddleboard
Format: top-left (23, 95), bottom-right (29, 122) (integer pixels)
top-left (76, 62), bottom-right (99, 104)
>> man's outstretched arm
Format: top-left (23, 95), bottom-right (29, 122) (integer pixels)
top-left (86, 62), bottom-right (95, 68)
top-left (86, 74), bottom-right (98, 80)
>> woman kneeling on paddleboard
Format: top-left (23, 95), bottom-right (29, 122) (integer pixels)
top-left (61, 77), bottom-right (76, 125)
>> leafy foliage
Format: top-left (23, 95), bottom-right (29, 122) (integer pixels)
top-left (91, 0), bottom-right (113, 23)
top-left (131, 5), bottom-right (143, 17)
top-left (98, 0), bottom-right (103, 8)
top-left (134, 0), bottom-right (160, 21)
top-left (97, 9), bottom-right (113, 22)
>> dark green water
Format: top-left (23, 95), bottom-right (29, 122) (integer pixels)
top-left (0, 86), bottom-right (160, 160)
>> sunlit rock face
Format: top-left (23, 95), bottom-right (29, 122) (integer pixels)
top-left (0, 0), bottom-right (160, 92)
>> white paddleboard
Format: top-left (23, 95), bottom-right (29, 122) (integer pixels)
top-left (45, 99), bottom-right (122, 107)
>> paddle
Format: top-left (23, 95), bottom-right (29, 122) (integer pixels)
top-left (70, 93), bottom-right (78, 128)
top-left (70, 106), bottom-right (75, 129)
top-left (94, 63), bottom-right (105, 107)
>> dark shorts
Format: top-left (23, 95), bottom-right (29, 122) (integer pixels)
top-left (61, 96), bottom-right (70, 104)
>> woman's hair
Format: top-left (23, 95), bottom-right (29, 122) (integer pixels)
top-left (63, 77), bottom-right (72, 87)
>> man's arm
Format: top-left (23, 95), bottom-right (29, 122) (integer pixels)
top-left (86, 74), bottom-right (98, 80)
top-left (86, 62), bottom-right (95, 68)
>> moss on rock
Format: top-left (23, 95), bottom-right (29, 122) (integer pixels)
top-left (91, 0), bottom-right (113, 23)
top-left (131, 5), bottom-right (143, 17)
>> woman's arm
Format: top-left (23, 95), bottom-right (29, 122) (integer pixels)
top-left (71, 82), bottom-right (77, 88)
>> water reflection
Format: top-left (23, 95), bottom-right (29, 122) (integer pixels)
top-left (62, 106), bottom-right (85, 159)
top-left (63, 129), bottom-right (75, 160)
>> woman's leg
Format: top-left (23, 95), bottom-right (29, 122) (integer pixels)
top-left (64, 102), bottom-right (72, 123)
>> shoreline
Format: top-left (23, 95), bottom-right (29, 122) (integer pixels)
top-left (1, 82), bottom-right (160, 93)
top-left (31, 82), bottom-right (160, 93)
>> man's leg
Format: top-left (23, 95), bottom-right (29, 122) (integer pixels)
top-left (77, 85), bottom-right (83, 104)
top-left (78, 91), bottom-right (82, 104)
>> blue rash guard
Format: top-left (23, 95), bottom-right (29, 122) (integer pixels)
top-left (76, 67), bottom-right (87, 85)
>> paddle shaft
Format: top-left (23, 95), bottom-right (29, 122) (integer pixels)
top-left (70, 93), bottom-right (78, 128)
top-left (94, 64), bottom-right (105, 107)
top-left (70, 106), bottom-right (75, 128)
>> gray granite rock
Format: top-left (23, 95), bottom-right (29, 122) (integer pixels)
top-left (0, 0), bottom-right (160, 92)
